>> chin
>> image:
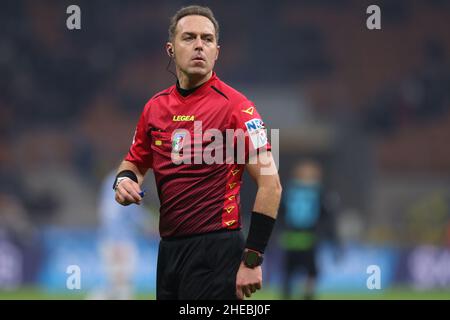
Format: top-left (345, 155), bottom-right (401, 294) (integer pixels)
top-left (186, 67), bottom-right (211, 77)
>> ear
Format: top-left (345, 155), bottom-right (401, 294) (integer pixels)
top-left (166, 42), bottom-right (174, 57)
top-left (215, 45), bottom-right (220, 61)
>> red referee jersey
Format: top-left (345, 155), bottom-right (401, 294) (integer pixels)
top-left (125, 73), bottom-right (271, 238)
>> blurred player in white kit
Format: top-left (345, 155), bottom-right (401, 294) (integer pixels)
top-left (89, 171), bottom-right (152, 300)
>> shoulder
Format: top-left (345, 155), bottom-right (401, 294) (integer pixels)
top-left (148, 85), bottom-right (176, 103)
top-left (141, 85), bottom-right (176, 114)
top-left (212, 77), bottom-right (252, 109)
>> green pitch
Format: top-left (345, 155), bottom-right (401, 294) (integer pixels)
top-left (1, 286), bottom-right (449, 300)
top-left (251, 287), bottom-right (450, 300)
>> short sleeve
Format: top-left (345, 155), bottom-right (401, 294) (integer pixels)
top-left (124, 102), bottom-right (153, 168)
top-left (229, 100), bottom-right (271, 162)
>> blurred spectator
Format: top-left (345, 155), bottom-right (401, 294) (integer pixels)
top-left (279, 160), bottom-right (340, 300)
top-left (365, 39), bottom-right (450, 134)
top-left (0, 193), bottom-right (35, 245)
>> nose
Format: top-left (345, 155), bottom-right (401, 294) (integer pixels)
top-left (194, 36), bottom-right (203, 50)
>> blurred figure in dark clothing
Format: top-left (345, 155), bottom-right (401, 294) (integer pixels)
top-left (280, 159), bottom-right (339, 300)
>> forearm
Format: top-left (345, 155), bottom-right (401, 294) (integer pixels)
top-left (245, 174), bottom-right (282, 253)
top-left (252, 176), bottom-right (282, 219)
top-left (117, 160), bottom-right (148, 186)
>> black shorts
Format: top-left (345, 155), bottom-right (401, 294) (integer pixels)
top-left (156, 229), bottom-right (245, 300)
top-left (285, 247), bottom-right (318, 278)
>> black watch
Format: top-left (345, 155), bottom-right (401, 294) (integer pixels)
top-left (242, 249), bottom-right (264, 268)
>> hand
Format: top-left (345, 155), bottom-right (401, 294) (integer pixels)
top-left (235, 262), bottom-right (262, 300)
top-left (114, 178), bottom-right (143, 206)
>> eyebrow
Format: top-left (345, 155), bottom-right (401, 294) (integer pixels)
top-left (181, 32), bottom-right (215, 38)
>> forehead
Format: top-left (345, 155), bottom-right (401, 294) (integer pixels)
top-left (176, 15), bottom-right (215, 36)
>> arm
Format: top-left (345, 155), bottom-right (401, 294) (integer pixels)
top-left (114, 160), bottom-right (150, 206)
top-left (246, 151), bottom-right (282, 219)
top-left (117, 160), bottom-right (149, 185)
top-left (236, 151), bottom-right (282, 299)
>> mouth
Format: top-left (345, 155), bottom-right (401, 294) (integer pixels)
top-left (192, 56), bottom-right (206, 62)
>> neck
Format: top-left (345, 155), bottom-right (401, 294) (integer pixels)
top-left (176, 70), bottom-right (213, 90)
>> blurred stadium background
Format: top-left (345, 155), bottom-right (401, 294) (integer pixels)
top-left (1, 0), bottom-right (450, 299)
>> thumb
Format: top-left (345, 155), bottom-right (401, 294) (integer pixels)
top-left (236, 285), bottom-right (244, 300)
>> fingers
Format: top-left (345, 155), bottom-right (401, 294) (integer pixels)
top-left (115, 192), bottom-right (131, 206)
top-left (242, 285), bottom-right (252, 298)
top-left (130, 182), bottom-right (143, 196)
top-left (115, 180), bottom-right (142, 205)
top-left (236, 286), bottom-right (244, 300)
top-left (236, 283), bottom-right (261, 300)
top-left (121, 182), bottom-right (142, 203)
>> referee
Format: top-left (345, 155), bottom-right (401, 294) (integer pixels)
top-left (113, 5), bottom-right (282, 300)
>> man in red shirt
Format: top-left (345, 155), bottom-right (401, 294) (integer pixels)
top-left (113, 5), bottom-right (282, 300)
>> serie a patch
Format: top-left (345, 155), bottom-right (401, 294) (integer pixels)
top-left (244, 118), bottom-right (268, 149)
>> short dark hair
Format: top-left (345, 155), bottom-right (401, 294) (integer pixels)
top-left (168, 5), bottom-right (219, 43)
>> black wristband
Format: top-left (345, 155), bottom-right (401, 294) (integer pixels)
top-left (112, 170), bottom-right (138, 190)
top-left (245, 211), bottom-right (276, 254)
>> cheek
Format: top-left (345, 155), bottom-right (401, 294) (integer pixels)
top-left (209, 50), bottom-right (218, 62)
top-left (179, 53), bottom-right (191, 65)
top-left (176, 47), bottom-right (189, 60)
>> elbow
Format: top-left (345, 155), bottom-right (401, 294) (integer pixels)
top-left (256, 174), bottom-right (283, 199)
top-left (267, 175), bottom-right (282, 199)
top-left (274, 176), bottom-right (283, 198)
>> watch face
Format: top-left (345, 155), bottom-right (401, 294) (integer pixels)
top-left (246, 251), bottom-right (259, 265)
top-left (244, 251), bottom-right (261, 267)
